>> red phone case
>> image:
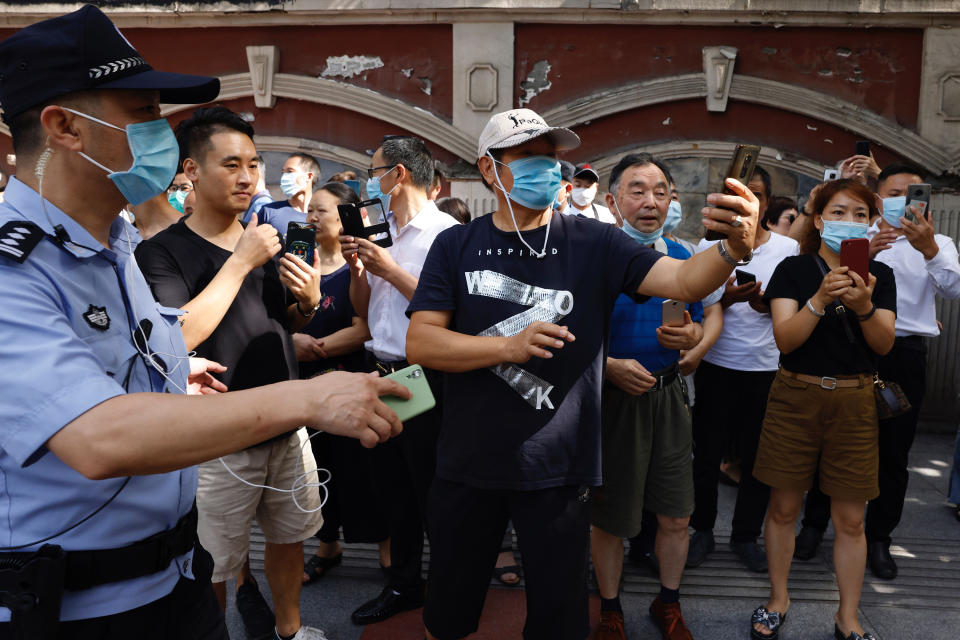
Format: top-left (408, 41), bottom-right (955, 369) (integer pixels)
top-left (841, 238), bottom-right (870, 282)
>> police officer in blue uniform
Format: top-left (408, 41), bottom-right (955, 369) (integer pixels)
top-left (0, 7), bottom-right (406, 639)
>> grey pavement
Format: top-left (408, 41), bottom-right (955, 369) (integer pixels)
top-left (227, 430), bottom-right (960, 640)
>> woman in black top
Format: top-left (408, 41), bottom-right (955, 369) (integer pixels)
top-left (750, 180), bottom-right (896, 640)
top-left (295, 182), bottom-right (390, 583)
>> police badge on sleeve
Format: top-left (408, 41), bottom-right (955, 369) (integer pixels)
top-left (82, 304), bottom-right (111, 331)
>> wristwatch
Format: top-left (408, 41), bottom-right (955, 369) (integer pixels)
top-left (297, 300), bottom-right (321, 317)
top-left (717, 239), bottom-right (752, 266)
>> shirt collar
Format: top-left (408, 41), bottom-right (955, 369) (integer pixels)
top-left (3, 177), bottom-right (130, 260)
top-left (389, 200), bottom-right (440, 235)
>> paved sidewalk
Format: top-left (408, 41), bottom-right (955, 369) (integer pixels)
top-left (226, 431), bottom-right (960, 640)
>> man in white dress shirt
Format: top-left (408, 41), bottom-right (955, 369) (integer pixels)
top-left (341, 135), bottom-right (458, 624)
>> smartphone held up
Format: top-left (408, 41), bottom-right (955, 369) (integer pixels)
top-left (840, 238), bottom-right (869, 283)
top-left (704, 144), bottom-right (761, 241)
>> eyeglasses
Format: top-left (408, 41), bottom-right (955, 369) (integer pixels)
top-left (366, 165), bottom-right (398, 180)
top-left (167, 184), bottom-right (193, 193)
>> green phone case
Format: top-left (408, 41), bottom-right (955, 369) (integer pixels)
top-left (382, 364), bottom-right (436, 422)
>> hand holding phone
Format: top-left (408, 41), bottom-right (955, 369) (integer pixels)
top-left (904, 183), bottom-right (931, 223)
top-left (661, 299), bottom-right (685, 327)
top-left (338, 199), bottom-right (392, 248)
top-left (840, 238), bottom-right (869, 283)
top-left (286, 221), bottom-right (317, 267)
top-left (704, 144), bottom-right (761, 241)
top-left (381, 365), bottom-right (436, 422)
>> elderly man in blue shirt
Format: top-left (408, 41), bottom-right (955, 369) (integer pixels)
top-left (0, 7), bottom-right (406, 640)
top-left (590, 153), bottom-right (723, 640)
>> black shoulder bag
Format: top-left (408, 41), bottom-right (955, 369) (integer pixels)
top-left (812, 256), bottom-right (910, 419)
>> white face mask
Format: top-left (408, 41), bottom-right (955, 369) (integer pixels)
top-left (571, 184), bottom-right (598, 207)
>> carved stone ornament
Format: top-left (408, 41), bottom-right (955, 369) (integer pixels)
top-left (246, 45), bottom-right (279, 109)
top-left (702, 46), bottom-right (738, 113)
top-left (939, 74), bottom-right (960, 121)
top-left (466, 63), bottom-right (498, 112)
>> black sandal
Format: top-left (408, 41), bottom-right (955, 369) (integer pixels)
top-left (493, 547), bottom-right (522, 586)
top-left (835, 624), bottom-right (876, 640)
top-left (302, 552), bottom-right (342, 584)
top-left (750, 606), bottom-right (787, 640)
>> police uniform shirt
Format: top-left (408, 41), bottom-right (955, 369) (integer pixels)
top-left (0, 177), bottom-right (195, 622)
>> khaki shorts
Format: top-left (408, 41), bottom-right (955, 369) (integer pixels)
top-left (754, 370), bottom-right (879, 502)
top-left (591, 377), bottom-right (694, 538)
top-left (198, 428), bottom-right (324, 582)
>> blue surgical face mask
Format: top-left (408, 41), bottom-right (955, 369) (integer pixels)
top-left (167, 189), bottom-right (187, 213)
top-left (663, 199), bottom-right (683, 234)
top-left (487, 153), bottom-right (560, 259)
top-left (611, 196), bottom-right (664, 245)
top-left (366, 166), bottom-right (399, 215)
top-left (494, 156), bottom-right (562, 210)
top-left (63, 107), bottom-right (179, 206)
top-left (881, 195), bottom-right (905, 228)
top-left (280, 171), bottom-right (305, 198)
top-left (821, 219), bottom-right (869, 253)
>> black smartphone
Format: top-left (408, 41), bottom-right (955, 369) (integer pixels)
top-left (285, 222), bottom-right (316, 266)
top-left (338, 198), bottom-right (393, 248)
top-left (855, 140), bottom-right (871, 157)
top-left (904, 183), bottom-right (931, 223)
top-left (735, 269), bottom-right (757, 286)
top-left (705, 144), bottom-right (761, 241)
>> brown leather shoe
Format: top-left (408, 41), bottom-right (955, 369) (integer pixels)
top-left (649, 596), bottom-right (694, 640)
top-left (593, 610), bottom-right (626, 640)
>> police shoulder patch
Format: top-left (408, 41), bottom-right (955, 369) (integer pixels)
top-left (0, 221), bottom-right (44, 264)
top-left (82, 304), bottom-right (111, 331)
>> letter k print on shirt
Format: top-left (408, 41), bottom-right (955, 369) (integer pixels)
top-left (465, 270), bottom-right (574, 410)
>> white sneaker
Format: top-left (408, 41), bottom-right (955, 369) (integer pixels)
top-left (276, 626), bottom-right (330, 640)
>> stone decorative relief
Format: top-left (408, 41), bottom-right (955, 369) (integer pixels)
top-left (246, 45), bottom-right (279, 109)
top-left (939, 74), bottom-right (960, 121)
top-left (702, 46), bottom-right (738, 112)
top-left (466, 64), bottom-right (498, 112)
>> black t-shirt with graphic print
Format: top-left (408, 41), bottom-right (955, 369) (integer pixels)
top-left (406, 212), bottom-right (662, 491)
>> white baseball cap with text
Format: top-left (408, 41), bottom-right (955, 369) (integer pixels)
top-left (477, 108), bottom-right (580, 160)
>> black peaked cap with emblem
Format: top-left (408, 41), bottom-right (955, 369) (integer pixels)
top-left (0, 4), bottom-right (219, 123)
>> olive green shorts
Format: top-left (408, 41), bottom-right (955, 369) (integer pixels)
top-left (590, 377), bottom-right (694, 538)
top-left (753, 370), bottom-right (879, 502)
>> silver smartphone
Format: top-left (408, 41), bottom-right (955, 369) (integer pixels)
top-left (661, 299), bottom-right (685, 327)
top-left (823, 168), bottom-right (840, 181)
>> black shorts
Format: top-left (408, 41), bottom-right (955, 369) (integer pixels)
top-left (424, 477), bottom-right (590, 640)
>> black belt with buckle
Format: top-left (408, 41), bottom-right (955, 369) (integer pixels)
top-left (648, 363), bottom-right (680, 392)
top-left (366, 351), bottom-right (409, 375)
top-left (62, 504), bottom-right (197, 591)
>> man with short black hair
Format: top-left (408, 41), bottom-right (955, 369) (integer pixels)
top-left (260, 152), bottom-right (321, 236)
top-left (564, 163), bottom-right (616, 224)
top-left (341, 135), bottom-right (458, 625)
top-left (429, 167), bottom-right (443, 201)
top-left (138, 106), bottom-right (330, 640)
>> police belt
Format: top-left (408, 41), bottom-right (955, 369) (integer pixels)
top-left (62, 504), bottom-right (197, 591)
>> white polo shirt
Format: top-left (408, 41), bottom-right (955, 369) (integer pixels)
top-left (365, 200), bottom-right (459, 361)
top-left (697, 232), bottom-right (799, 371)
top-left (563, 201), bottom-right (617, 225)
top-left (869, 221), bottom-right (960, 337)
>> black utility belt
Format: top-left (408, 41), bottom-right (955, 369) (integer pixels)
top-left (648, 363), bottom-right (680, 392)
top-left (63, 503), bottom-right (197, 591)
top-left (366, 351), bottom-right (409, 375)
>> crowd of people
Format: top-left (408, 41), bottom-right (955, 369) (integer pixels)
top-left (0, 6), bottom-right (959, 640)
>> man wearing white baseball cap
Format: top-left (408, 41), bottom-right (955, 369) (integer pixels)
top-left (406, 107), bottom-right (760, 640)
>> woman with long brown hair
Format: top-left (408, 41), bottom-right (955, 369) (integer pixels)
top-left (749, 179), bottom-right (897, 640)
